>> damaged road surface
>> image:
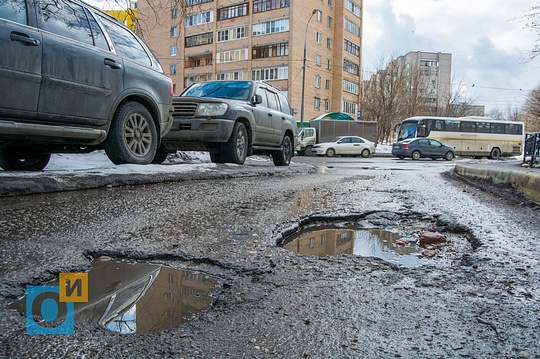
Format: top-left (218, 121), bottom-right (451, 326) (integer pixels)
top-left (0, 157), bottom-right (539, 358)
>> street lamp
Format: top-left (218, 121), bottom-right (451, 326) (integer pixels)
top-left (300, 8), bottom-right (320, 130)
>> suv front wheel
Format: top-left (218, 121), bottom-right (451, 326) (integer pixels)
top-left (0, 148), bottom-right (51, 171)
top-left (272, 135), bottom-right (293, 166)
top-left (104, 101), bottom-right (158, 165)
top-left (222, 122), bottom-right (248, 165)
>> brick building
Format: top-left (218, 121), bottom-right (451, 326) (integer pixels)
top-left (136, 0), bottom-right (363, 123)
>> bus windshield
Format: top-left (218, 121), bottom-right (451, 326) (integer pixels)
top-left (398, 120), bottom-right (418, 141)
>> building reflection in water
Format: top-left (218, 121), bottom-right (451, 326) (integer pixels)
top-left (282, 227), bottom-right (428, 267)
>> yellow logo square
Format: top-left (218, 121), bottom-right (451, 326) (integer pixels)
top-left (59, 272), bottom-right (88, 303)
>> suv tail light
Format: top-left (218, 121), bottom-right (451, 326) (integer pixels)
top-left (168, 78), bottom-right (174, 96)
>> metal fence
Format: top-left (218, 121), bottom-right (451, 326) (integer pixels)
top-left (524, 132), bottom-right (540, 167)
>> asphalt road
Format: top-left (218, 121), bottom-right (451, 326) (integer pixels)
top-left (1, 155), bottom-right (539, 358)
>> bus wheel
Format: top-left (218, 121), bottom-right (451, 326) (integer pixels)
top-left (489, 147), bottom-right (501, 160)
top-left (412, 151), bottom-right (421, 160)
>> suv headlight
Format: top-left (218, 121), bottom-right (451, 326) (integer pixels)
top-left (196, 103), bottom-right (228, 116)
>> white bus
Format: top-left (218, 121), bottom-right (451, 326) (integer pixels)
top-left (396, 116), bottom-right (524, 159)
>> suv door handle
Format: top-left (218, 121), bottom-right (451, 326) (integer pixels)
top-left (267, 113), bottom-right (273, 117)
top-left (104, 58), bottom-right (122, 69)
top-left (10, 32), bottom-right (40, 46)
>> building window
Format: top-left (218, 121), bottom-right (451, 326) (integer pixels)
top-left (252, 42), bottom-right (289, 59)
top-left (185, 74), bottom-right (212, 88)
top-left (185, 56), bottom-right (212, 68)
top-left (171, 26), bottom-right (177, 37)
top-left (185, 32), bottom-right (213, 47)
top-left (325, 99), bottom-right (330, 112)
top-left (343, 79), bottom-right (359, 95)
top-left (171, 7), bottom-right (178, 18)
top-left (344, 39), bottom-right (360, 56)
top-left (252, 18), bottom-right (289, 36)
top-left (316, 32), bottom-right (321, 44)
top-left (218, 3), bottom-right (248, 21)
top-left (170, 64), bottom-right (177, 75)
top-left (170, 45), bottom-right (177, 56)
top-left (328, 0), bottom-right (332, 7)
top-left (342, 100), bottom-right (357, 114)
top-left (345, 18), bottom-right (360, 36)
top-left (217, 25), bottom-right (247, 42)
top-left (314, 97), bottom-right (320, 111)
top-left (216, 70), bottom-right (248, 80)
top-left (216, 48), bottom-right (248, 63)
top-left (315, 54), bottom-right (321, 66)
top-left (345, 0), bottom-right (361, 17)
top-left (253, 0), bottom-right (290, 13)
top-left (326, 59), bottom-right (331, 70)
top-left (316, 9), bottom-right (322, 22)
top-left (252, 66), bottom-right (289, 81)
top-left (344, 59), bottom-right (359, 75)
top-left (186, 10), bottom-right (213, 27)
top-left (187, 0), bottom-right (213, 5)
top-left (315, 75), bottom-right (321, 89)
top-left (327, 16), bottom-right (333, 28)
top-left (325, 79), bottom-right (331, 90)
top-left (327, 37), bottom-right (332, 49)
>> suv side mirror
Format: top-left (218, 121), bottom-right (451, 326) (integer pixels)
top-left (252, 94), bottom-right (263, 104)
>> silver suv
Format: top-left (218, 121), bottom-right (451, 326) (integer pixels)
top-left (158, 80), bottom-right (297, 166)
top-left (0, 0), bottom-right (173, 171)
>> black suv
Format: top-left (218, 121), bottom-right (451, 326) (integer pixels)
top-left (0, 0), bottom-right (173, 171)
top-left (159, 80), bottom-right (297, 166)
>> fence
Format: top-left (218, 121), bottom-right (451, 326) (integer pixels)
top-left (524, 132), bottom-right (540, 167)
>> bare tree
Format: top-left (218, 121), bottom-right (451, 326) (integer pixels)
top-left (523, 85), bottom-right (540, 132)
top-left (522, 3), bottom-right (540, 59)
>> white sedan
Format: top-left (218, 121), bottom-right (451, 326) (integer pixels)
top-left (313, 136), bottom-right (376, 157)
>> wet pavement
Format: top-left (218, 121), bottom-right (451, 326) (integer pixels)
top-left (1, 155), bottom-right (539, 358)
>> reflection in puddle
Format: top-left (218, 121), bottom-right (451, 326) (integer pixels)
top-left (281, 226), bottom-right (428, 267)
top-left (11, 260), bottom-right (220, 334)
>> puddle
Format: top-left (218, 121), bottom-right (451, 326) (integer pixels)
top-left (10, 260), bottom-right (220, 334)
top-left (280, 226), bottom-right (429, 267)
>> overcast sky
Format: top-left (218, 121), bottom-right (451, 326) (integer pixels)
top-left (362, 0), bottom-right (539, 114)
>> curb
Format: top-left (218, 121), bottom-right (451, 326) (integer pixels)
top-left (454, 163), bottom-right (540, 204)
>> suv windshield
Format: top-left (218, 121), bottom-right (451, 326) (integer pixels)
top-left (181, 81), bottom-right (251, 100)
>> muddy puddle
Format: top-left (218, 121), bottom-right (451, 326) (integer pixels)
top-left (11, 260), bottom-right (220, 334)
top-left (280, 225), bottom-right (429, 267)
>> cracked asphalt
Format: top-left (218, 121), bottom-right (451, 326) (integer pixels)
top-left (1, 156), bottom-right (539, 358)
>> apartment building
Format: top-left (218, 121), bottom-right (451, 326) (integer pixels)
top-left (396, 51), bottom-right (452, 114)
top-left (136, 0), bottom-right (363, 122)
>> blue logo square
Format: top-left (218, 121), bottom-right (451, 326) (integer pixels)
top-left (25, 286), bottom-right (74, 335)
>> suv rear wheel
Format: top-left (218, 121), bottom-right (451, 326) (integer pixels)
top-left (0, 148), bottom-right (51, 171)
top-left (272, 135), bottom-right (292, 166)
top-left (104, 102), bottom-right (158, 165)
top-left (222, 122), bottom-right (248, 164)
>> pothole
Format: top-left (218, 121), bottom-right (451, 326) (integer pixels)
top-left (10, 259), bottom-right (221, 334)
top-left (276, 210), bottom-right (476, 267)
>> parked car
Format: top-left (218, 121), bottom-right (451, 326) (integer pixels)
top-left (157, 80), bottom-right (297, 166)
top-left (312, 136), bottom-right (376, 157)
top-left (0, 0), bottom-right (174, 171)
top-left (392, 138), bottom-right (455, 160)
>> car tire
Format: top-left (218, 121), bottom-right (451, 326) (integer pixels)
top-left (361, 149), bottom-right (370, 158)
top-left (489, 147), bottom-right (501, 160)
top-left (326, 148), bottom-right (335, 157)
top-left (444, 151), bottom-right (455, 161)
top-left (104, 101), bottom-right (158, 165)
top-left (210, 152), bottom-right (226, 163)
top-left (272, 135), bottom-right (293, 166)
top-left (222, 122), bottom-right (248, 164)
top-left (0, 149), bottom-right (51, 171)
top-left (151, 145), bottom-right (170, 164)
top-left (412, 150), bottom-right (421, 160)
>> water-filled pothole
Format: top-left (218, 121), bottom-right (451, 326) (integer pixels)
top-left (280, 225), bottom-right (430, 267)
top-left (11, 259), bottom-right (221, 334)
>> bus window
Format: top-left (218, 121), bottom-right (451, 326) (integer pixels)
top-left (461, 121), bottom-right (476, 133)
top-left (477, 122), bottom-right (490, 133)
top-left (445, 120), bottom-right (460, 132)
top-left (398, 121), bottom-right (418, 141)
top-left (491, 123), bottom-right (504, 134)
top-left (434, 120), bottom-right (445, 131)
top-left (505, 124), bottom-right (522, 134)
